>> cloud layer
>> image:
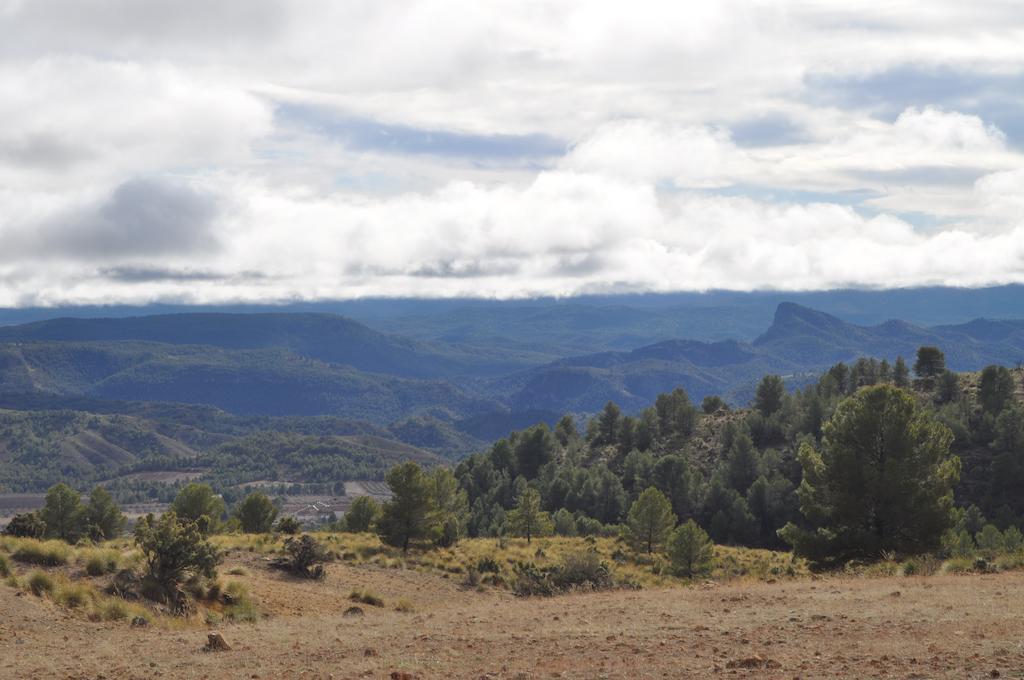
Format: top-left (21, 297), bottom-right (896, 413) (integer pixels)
top-left (1, 1), bottom-right (1024, 305)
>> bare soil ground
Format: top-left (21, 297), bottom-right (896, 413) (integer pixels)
top-left (2, 552), bottom-right (1023, 679)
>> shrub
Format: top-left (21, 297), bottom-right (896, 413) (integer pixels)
top-left (4, 512), bottom-right (46, 538)
top-left (1003, 526), bottom-right (1023, 553)
top-left (227, 566), bottom-right (249, 576)
top-left (0, 554), bottom-right (10, 578)
top-left (271, 534), bottom-right (329, 579)
top-left (275, 516), bottom-right (301, 535)
top-left (134, 511), bottom-right (220, 612)
top-left (976, 524), bottom-right (1005, 557)
top-left (28, 571), bottom-right (54, 596)
top-left (511, 550), bottom-right (614, 597)
top-left (13, 540), bottom-right (72, 566)
top-left (349, 589), bottom-right (385, 607)
top-left (666, 520), bottom-right (714, 578)
top-left (476, 556), bottom-right (501, 574)
top-left (394, 598), bottom-right (415, 613)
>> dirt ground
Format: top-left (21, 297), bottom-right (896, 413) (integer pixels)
top-left (2, 554), bottom-right (1023, 679)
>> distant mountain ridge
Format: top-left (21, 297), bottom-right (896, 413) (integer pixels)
top-left (3, 303), bottom-right (1024, 459)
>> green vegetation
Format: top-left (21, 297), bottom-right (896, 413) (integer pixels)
top-left (780, 385), bottom-right (959, 565)
top-left (233, 491), bottom-right (278, 533)
top-left (134, 511), bottom-right (220, 612)
top-left (667, 520), bottom-right (714, 577)
top-left (342, 496), bottom-right (381, 533)
top-left (625, 487), bottom-right (676, 554)
top-left (507, 488), bottom-right (553, 544)
top-left (272, 535), bottom-right (329, 579)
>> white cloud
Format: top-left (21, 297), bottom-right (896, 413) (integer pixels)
top-left (0, 1), bottom-right (1023, 304)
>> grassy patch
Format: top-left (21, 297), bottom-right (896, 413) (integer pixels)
top-left (349, 589), bottom-right (385, 607)
top-left (81, 548), bottom-right (121, 576)
top-left (28, 570), bottom-right (54, 596)
top-left (13, 540), bottom-right (72, 566)
top-left (223, 581), bottom-right (259, 623)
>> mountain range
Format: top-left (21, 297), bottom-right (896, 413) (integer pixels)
top-left (3, 301), bottom-right (1024, 435)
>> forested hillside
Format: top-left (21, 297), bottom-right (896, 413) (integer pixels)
top-left (456, 354), bottom-right (1024, 550)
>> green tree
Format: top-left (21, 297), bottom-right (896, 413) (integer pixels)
top-left (275, 516), bottom-right (301, 534)
top-left (755, 375), bottom-right (785, 417)
top-left (83, 486), bottom-right (125, 541)
top-left (975, 523), bottom-right (1004, 558)
top-left (514, 424), bottom-right (558, 479)
top-left (552, 508), bottom-right (577, 536)
top-left (625, 487), bottom-right (676, 554)
top-left (378, 462), bottom-right (432, 552)
top-left (780, 385), bottom-right (960, 564)
top-left (597, 401), bottom-right (621, 445)
top-left (936, 370), bottom-right (959, 404)
top-left (653, 454), bottom-right (695, 520)
top-left (893, 356), bottom-right (910, 387)
top-left (134, 511), bottom-right (220, 610)
top-left (171, 483), bottom-right (225, 534)
top-left (344, 496), bottom-right (381, 533)
top-left (233, 492), bottom-right (278, 533)
top-left (427, 467), bottom-right (469, 547)
top-left (666, 519), bottom-right (714, 577)
top-left (507, 487), bottom-right (553, 544)
top-left (41, 483), bottom-right (84, 543)
top-left (724, 432), bottom-right (759, 493)
top-left (979, 365), bottom-right (1015, 414)
top-left (914, 346), bottom-right (946, 379)
top-left (702, 395), bottom-right (727, 414)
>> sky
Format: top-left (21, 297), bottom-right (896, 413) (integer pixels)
top-left (2, 0), bottom-right (1024, 306)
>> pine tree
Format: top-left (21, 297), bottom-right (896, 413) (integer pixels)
top-left (666, 520), bottom-right (714, 577)
top-left (378, 462), bottom-right (432, 552)
top-left (83, 486), bottom-right (125, 540)
top-left (41, 483), bottom-right (84, 543)
top-left (233, 492), bottom-right (278, 533)
top-left (625, 487), bottom-right (676, 554)
top-left (507, 487), bottom-right (552, 544)
top-left (780, 385), bottom-right (960, 564)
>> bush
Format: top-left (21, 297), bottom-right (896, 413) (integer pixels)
top-left (271, 534), bottom-right (329, 579)
top-left (13, 540), bottom-right (72, 566)
top-left (1004, 526), bottom-right (1024, 553)
top-left (4, 512), bottom-right (46, 538)
top-left (28, 571), bottom-right (54, 596)
top-left (134, 511), bottom-right (220, 612)
top-left (275, 516), bottom-right (301, 535)
top-left (667, 520), bottom-right (714, 578)
top-left (0, 554), bottom-right (10, 578)
top-left (976, 524), bottom-right (1005, 557)
top-left (394, 598), bottom-right (415, 613)
top-left (511, 550), bottom-right (614, 597)
top-left (476, 556), bottom-right (501, 574)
